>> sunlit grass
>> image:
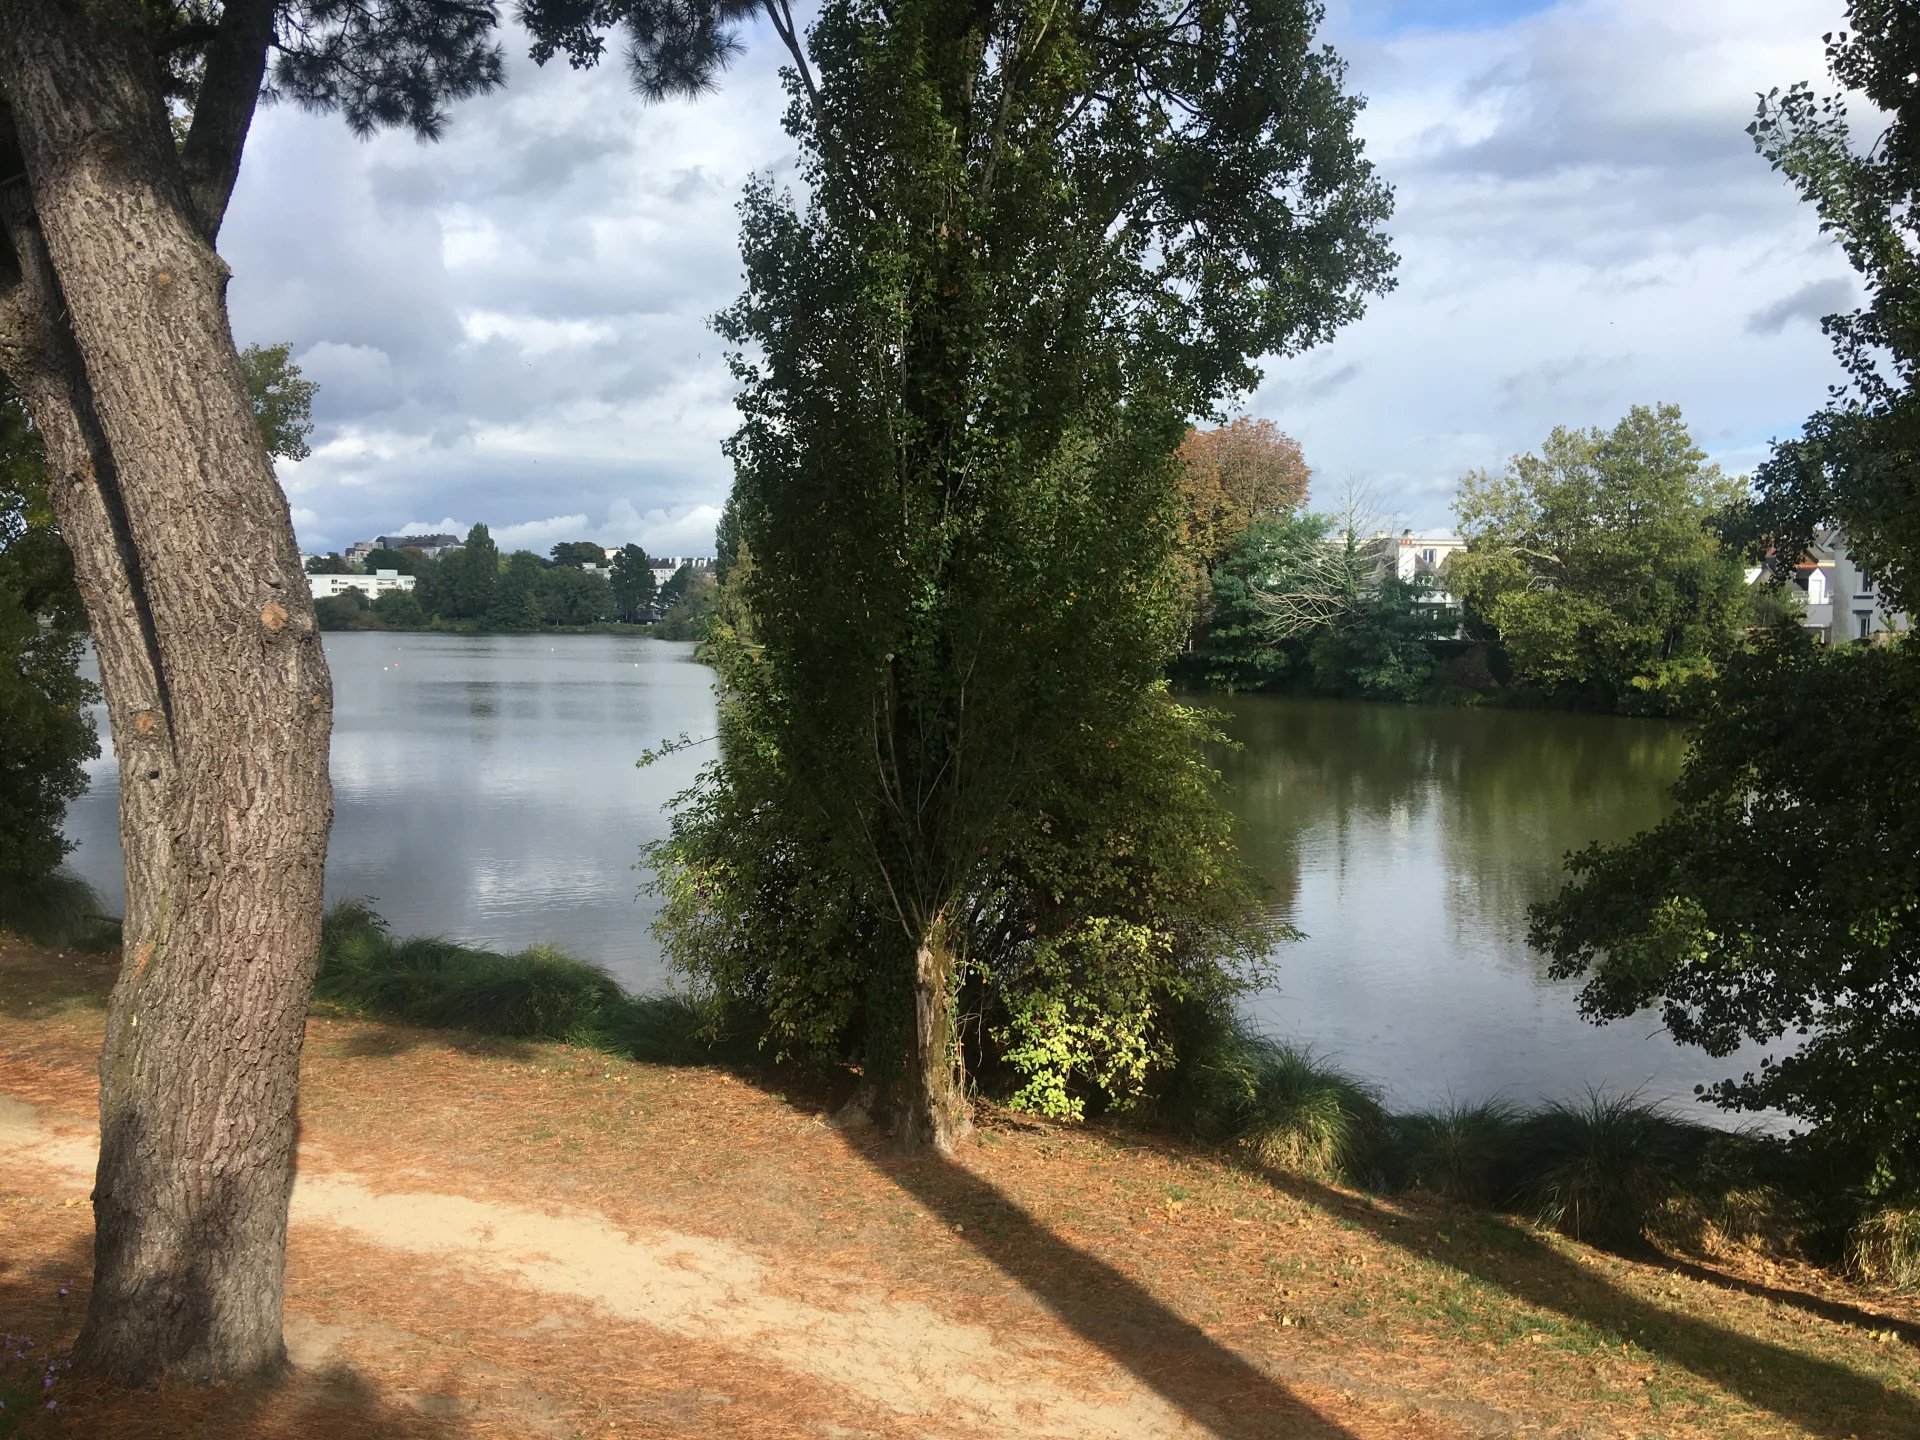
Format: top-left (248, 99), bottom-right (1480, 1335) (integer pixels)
top-left (316, 899), bottom-right (737, 1066)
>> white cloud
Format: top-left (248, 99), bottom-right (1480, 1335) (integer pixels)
top-left (225, 1), bottom-right (1861, 547)
top-left (392, 500), bottom-right (725, 558)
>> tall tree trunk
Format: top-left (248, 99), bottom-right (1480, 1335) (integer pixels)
top-left (895, 911), bottom-right (972, 1155)
top-left (0, 0), bottom-right (334, 1384)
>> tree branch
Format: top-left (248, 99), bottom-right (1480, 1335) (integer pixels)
top-left (761, 0), bottom-right (821, 118)
top-left (178, 0), bottom-right (276, 242)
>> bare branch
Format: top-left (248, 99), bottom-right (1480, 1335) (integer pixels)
top-left (179, 0), bottom-right (276, 242)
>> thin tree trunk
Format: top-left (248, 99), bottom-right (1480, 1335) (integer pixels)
top-left (0, 0), bottom-right (334, 1383)
top-left (895, 911), bottom-right (972, 1155)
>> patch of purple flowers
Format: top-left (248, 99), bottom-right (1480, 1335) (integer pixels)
top-left (0, 1310), bottom-right (75, 1436)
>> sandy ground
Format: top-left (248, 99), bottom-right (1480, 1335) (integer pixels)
top-left (4, 942), bottom-right (1918, 1439)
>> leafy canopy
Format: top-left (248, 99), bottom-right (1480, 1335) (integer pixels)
top-left (1449, 404), bottom-right (1748, 714)
top-left (657, 0), bottom-right (1391, 1117)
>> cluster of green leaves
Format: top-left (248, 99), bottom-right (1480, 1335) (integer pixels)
top-left (1532, 628), bottom-right (1920, 1194)
top-left (1183, 512), bottom-right (1452, 701)
top-left (1449, 404), bottom-right (1750, 716)
top-left (0, 384), bottom-right (97, 892)
top-left (654, 0), bottom-right (1390, 1124)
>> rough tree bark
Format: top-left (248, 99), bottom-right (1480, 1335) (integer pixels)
top-left (0, 0), bottom-right (334, 1383)
top-left (894, 912), bottom-right (972, 1155)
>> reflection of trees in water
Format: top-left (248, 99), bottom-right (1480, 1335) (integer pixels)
top-left (1208, 697), bottom-right (1686, 970)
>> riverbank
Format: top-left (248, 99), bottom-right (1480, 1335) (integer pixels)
top-left (4, 933), bottom-right (1918, 1439)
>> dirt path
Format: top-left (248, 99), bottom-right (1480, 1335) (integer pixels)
top-left (8, 942), bottom-right (1919, 1440)
top-left (0, 1094), bottom-right (1264, 1439)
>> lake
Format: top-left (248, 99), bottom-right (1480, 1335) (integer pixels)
top-left (65, 633), bottom-right (1741, 1117)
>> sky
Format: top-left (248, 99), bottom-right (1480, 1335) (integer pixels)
top-left (220, 0), bottom-right (1859, 555)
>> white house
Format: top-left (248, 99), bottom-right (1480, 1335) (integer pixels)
top-left (1830, 535), bottom-right (1908, 643)
top-left (307, 569), bottom-right (416, 601)
top-left (1750, 534), bottom-right (1904, 643)
top-left (1388, 529), bottom-right (1470, 586)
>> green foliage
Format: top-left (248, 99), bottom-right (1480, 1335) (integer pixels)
top-left (609, 543), bottom-right (656, 622)
top-left (363, 546), bottom-right (421, 575)
top-left (1157, 1016), bottom-right (1384, 1183)
top-left (0, 869), bottom-right (119, 951)
top-left (1533, 627), bottom-right (1920, 1196)
top-left (1307, 574), bottom-right (1450, 701)
top-left (1449, 405), bottom-right (1749, 715)
top-left (653, 568), bottom-right (715, 641)
top-left (237, 341), bottom-right (318, 462)
top-left (371, 586), bottom-right (425, 628)
top-left (434, 523), bottom-right (499, 621)
top-left (1185, 515), bottom-right (1451, 700)
top-left (1384, 1102), bottom-right (1521, 1207)
top-left (549, 541), bottom-right (605, 568)
top-left (1504, 1093), bottom-right (1711, 1248)
top-left (315, 901), bottom-right (732, 1065)
top-left (1183, 513), bottom-right (1324, 691)
top-left (0, 387), bottom-right (97, 894)
top-left (667, 0), bottom-right (1391, 1124)
top-left (534, 562), bottom-right (615, 626)
top-left (312, 589), bottom-right (371, 631)
top-left (304, 552), bottom-right (352, 575)
top-left (484, 551), bottom-right (544, 632)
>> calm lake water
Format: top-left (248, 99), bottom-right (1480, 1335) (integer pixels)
top-left (66, 633), bottom-right (1743, 1117)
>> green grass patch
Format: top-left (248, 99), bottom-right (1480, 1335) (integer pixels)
top-left (1159, 1016), bottom-right (1384, 1184)
top-left (316, 900), bottom-right (738, 1067)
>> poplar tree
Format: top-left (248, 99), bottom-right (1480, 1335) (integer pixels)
top-left (672, 0), bottom-right (1393, 1151)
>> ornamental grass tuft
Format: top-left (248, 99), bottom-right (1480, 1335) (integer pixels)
top-left (1504, 1091), bottom-right (1712, 1247)
top-left (1846, 1207), bottom-right (1920, 1292)
top-left (1385, 1101), bottom-right (1522, 1207)
top-left (1161, 1013), bottom-right (1384, 1184)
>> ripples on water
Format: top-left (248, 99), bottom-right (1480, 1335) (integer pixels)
top-left (66, 636), bottom-right (1758, 1117)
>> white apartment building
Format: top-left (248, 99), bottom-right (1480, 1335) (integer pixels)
top-left (307, 569), bottom-right (416, 601)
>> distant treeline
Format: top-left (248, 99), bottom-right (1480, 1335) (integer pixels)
top-left (1178, 405), bottom-right (1779, 718)
top-left (305, 524), bottom-right (716, 639)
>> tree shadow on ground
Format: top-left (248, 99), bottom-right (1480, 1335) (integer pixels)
top-left (828, 1123), bottom-right (1360, 1440)
top-left (1, 1235), bottom-right (473, 1439)
top-left (1260, 1167), bottom-right (1920, 1440)
top-left (1648, 1252), bottom-right (1920, 1349)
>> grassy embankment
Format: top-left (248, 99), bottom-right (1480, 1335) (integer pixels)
top-left (308, 899), bottom-right (1918, 1286)
top-left (7, 908), bottom-right (1920, 1439)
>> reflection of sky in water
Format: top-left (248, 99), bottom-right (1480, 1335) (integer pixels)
top-left (66, 647), bottom-right (1777, 1122)
top-left (66, 633), bottom-right (716, 993)
top-left (1212, 696), bottom-right (1776, 1123)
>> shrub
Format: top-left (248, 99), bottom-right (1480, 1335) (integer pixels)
top-left (1160, 1014), bottom-right (1383, 1183)
top-left (0, 870), bottom-right (118, 951)
top-left (314, 900), bottom-right (733, 1065)
top-left (1385, 1101), bottom-right (1521, 1207)
top-left (1506, 1092), bottom-right (1712, 1247)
